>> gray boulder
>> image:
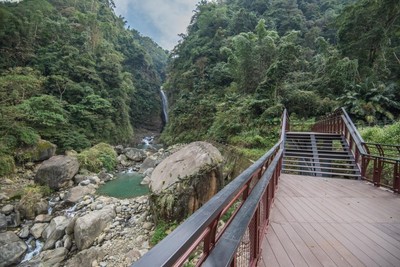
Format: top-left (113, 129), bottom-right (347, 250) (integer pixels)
top-left (0, 231), bottom-right (27, 267)
top-left (0, 214), bottom-right (6, 232)
top-left (35, 155), bottom-right (80, 190)
top-left (139, 156), bottom-right (158, 173)
top-left (30, 223), bottom-right (48, 239)
top-left (64, 185), bottom-right (96, 204)
top-left (1, 204), bottom-right (14, 215)
top-left (64, 246), bottom-right (106, 267)
top-left (42, 216), bottom-right (70, 250)
top-left (15, 139), bottom-right (56, 163)
top-left (16, 198), bottom-right (48, 220)
top-left (150, 142), bottom-right (223, 221)
top-left (125, 148), bottom-right (146, 162)
top-left (38, 247), bottom-right (68, 267)
top-left (74, 206), bottom-right (116, 250)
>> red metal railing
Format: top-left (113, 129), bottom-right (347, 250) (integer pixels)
top-left (312, 108), bottom-right (399, 193)
top-left (132, 109), bottom-right (289, 267)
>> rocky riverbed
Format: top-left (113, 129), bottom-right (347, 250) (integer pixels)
top-left (0, 138), bottom-right (241, 267)
top-left (0, 140), bottom-right (171, 267)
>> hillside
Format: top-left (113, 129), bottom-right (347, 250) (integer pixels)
top-left (161, 0), bottom-right (400, 153)
top-left (0, 0), bottom-right (168, 159)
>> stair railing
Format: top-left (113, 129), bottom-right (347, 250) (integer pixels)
top-left (132, 109), bottom-right (289, 267)
top-left (312, 108), bottom-right (399, 193)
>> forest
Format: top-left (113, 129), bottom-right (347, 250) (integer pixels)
top-left (0, 0), bottom-right (399, 175)
top-left (0, 0), bottom-right (167, 171)
top-left (161, 0), bottom-right (400, 156)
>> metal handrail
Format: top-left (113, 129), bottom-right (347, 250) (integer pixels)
top-left (132, 109), bottom-right (289, 266)
top-left (312, 108), bottom-right (399, 193)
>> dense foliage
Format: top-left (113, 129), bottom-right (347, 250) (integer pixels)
top-left (0, 0), bottom-right (167, 160)
top-left (162, 0), bottom-right (400, 150)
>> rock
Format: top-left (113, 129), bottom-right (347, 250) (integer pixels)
top-left (35, 214), bottom-right (53, 223)
top-left (139, 157), bottom-right (158, 173)
top-left (30, 223), bottom-right (48, 239)
top-left (19, 225), bottom-right (30, 239)
top-left (65, 185), bottom-right (96, 204)
top-left (98, 171), bottom-right (113, 182)
top-left (115, 145), bottom-right (124, 155)
top-left (74, 174), bottom-right (87, 185)
top-left (42, 216), bottom-right (70, 250)
top-left (74, 207), bottom-right (116, 250)
top-left (0, 231), bottom-right (27, 267)
top-left (140, 176), bottom-right (151, 185)
top-left (79, 179), bottom-right (91, 186)
top-left (64, 235), bottom-right (72, 250)
top-left (39, 247), bottom-right (68, 267)
top-left (142, 222), bottom-right (153, 230)
top-left (0, 214), bottom-right (7, 232)
top-left (126, 249), bottom-right (141, 263)
top-left (6, 211), bottom-right (21, 227)
top-left (65, 217), bottom-right (77, 235)
top-left (35, 155), bottom-right (80, 190)
top-left (64, 246), bottom-right (106, 267)
top-left (89, 176), bottom-right (101, 185)
top-left (15, 139), bottom-right (56, 163)
top-left (0, 193), bottom-right (9, 202)
top-left (17, 198), bottom-right (48, 220)
top-left (143, 167), bottom-right (154, 177)
top-left (1, 204), bottom-right (14, 215)
top-left (150, 142), bottom-right (223, 221)
top-left (125, 148), bottom-right (146, 162)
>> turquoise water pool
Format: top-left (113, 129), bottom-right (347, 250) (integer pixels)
top-left (96, 172), bottom-right (149, 198)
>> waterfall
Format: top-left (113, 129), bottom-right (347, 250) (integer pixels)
top-left (160, 88), bottom-right (168, 125)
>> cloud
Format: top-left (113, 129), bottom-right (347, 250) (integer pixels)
top-left (113, 0), bottom-right (203, 50)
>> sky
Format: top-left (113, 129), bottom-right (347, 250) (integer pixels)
top-left (113, 0), bottom-right (206, 50)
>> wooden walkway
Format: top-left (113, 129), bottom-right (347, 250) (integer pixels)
top-left (259, 174), bottom-right (400, 267)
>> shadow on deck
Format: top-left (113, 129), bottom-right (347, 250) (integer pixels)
top-left (259, 174), bottom-right (400, 267)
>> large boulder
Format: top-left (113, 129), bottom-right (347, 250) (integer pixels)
top-left (74, 206), bottom-right (116, 250)
top-left (42, 216), bottom-right (70, 250)
top-left (150, 142), bottom-right (223, 221)
top-left (17, 197), bottom-right (48, 220)
top-left (15, 139), bottom-right (56, 163)
top-left (64, 185), bottom-right (96, 204)
top-left (64, 246), bottom-right (106, 267)
top-left (38, 247), bottom-right (68, 267)
top-left (125, 148), bottom-right (146, 162)
top-left (0, 231), bottom-right (27, 267)
top-left (35, 155), bottom-right (80, 190)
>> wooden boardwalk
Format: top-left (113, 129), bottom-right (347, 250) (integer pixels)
top-left (259, 174), bottom-right (400, 267)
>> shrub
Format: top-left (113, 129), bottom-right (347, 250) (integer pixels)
top-left (150, 220), bottom-right (178, 245)
top-left (0, 155), bottom-right (15, 176)
top-left (77, 143), bottom-right (117, 172)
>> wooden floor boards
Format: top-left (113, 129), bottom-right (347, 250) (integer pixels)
top-left (258, 174), bottom-right (400, 267)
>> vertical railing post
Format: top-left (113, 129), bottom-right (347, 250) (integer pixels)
top-left (394, 162), bottom-right (399, 193)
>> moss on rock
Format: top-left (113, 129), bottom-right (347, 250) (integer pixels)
top-left (77, 143), bottom-right (117, 172)
top-left (0, 155), bottom-right (15, 176)
top-left (15, 139), bottom-right (56, 163)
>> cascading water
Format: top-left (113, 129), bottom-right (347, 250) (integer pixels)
top-left (160, 88), bottom-right (168, 126)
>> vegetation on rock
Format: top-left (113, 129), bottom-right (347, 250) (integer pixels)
top-left (77, 142), bottom-right (117, 172)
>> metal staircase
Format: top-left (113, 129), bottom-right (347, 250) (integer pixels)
top-left (283, 132), bottom-right (360, 178)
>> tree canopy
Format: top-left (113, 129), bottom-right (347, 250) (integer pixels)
top-left (0, 0), bottom-right (168, 156)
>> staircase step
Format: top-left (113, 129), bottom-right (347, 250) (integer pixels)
top-left (284, 152), bottom-right (352, 159)
top-left (285, 149), bottom-right (349, 154)
top-left (282, 169), bottom-right (360, 178)
top-left (284, 155), bottom-right (355, 162)
top-left (283, 163), bottom-right (359, 172)
top-left (283, 159), bottom-right (357, 167)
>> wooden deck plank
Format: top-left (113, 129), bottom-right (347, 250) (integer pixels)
top-left (259, 174), bottom-right (400, 267)
top-left (272, 222), bottom-right (309, 266)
